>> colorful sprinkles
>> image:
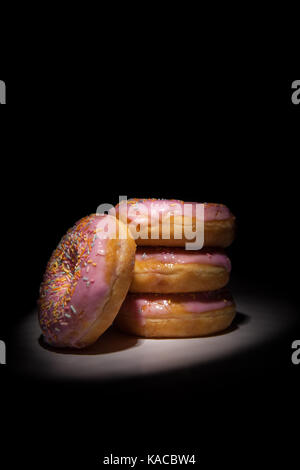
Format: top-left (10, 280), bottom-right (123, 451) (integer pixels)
top-left (38, 214), bottom-right (106, 344)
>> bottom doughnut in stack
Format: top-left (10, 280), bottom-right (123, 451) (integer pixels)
top-left (115, 289), bottom-right (236, 338)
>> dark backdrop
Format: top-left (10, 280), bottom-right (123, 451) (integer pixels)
top-left (1, 76), bottom-right (299, 468)
top-left (8, 77), bottom-right (299, 313)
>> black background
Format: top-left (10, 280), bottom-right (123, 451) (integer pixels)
top-left (1, 75), bottom-right (299, 468)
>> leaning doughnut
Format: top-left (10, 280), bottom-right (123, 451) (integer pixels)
top-left (114, 199), bottom-right (235, 248)
top-left (130, 247), bottom-right (231, 293)
top-left (38, 214), bottom-right (136, 348)
top-left (115, 290), bottom-right (236, 338)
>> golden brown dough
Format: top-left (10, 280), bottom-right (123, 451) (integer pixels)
top-left (131, 261), bottom-right (229, 293)
top-left (115, 291), bottom-right (236, 338)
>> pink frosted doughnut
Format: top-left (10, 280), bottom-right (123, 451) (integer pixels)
top-left (131, 247), bottom-right (231, 293)
top-left (114, 198), bottom-right (235, 248)
top-left (115, 290), bottom-right (236, 338)
top-left (38, 214), bottom-right (136, 348)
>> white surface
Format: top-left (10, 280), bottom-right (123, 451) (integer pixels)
top-left (13, 291), bottom-right (296, 381)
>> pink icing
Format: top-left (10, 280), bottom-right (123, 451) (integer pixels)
top-left (114, 199), bottom-right (233, 222)
top-left (38, 214), bottom-right (116, 348)
top-left (135, 247), bottom-right (231, 271)
top-left (119, 290), bottom-right (234, 320)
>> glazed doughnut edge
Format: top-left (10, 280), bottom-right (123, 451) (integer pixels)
top-left (115, 305), bottom-right (236, 338)
top-left (76, 232), bottom-right (136, 348)
top-left (130, 263), bottom-right (230, 293)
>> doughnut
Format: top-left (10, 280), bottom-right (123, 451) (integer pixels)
top-left (130, 247), bottom-right (231, 293)
top-left (38, 214), bottom-right (136, 348)
top-left (115, 290), bottom-right (236, 338)
top-left (114, 198), bottom-right (235, 248)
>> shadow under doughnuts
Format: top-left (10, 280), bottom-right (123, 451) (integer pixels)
top-left (204, 311), bottom-right (250, 337)
top-left (233, 311), bottom-right (250, 326)
top-left (39, 326), bottom-right (139, 355)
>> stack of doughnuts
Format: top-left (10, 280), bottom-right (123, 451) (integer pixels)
top-left (38, 199), bottom-right (236, 348)
top-left (114, 199), bottom-right (236, 338)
